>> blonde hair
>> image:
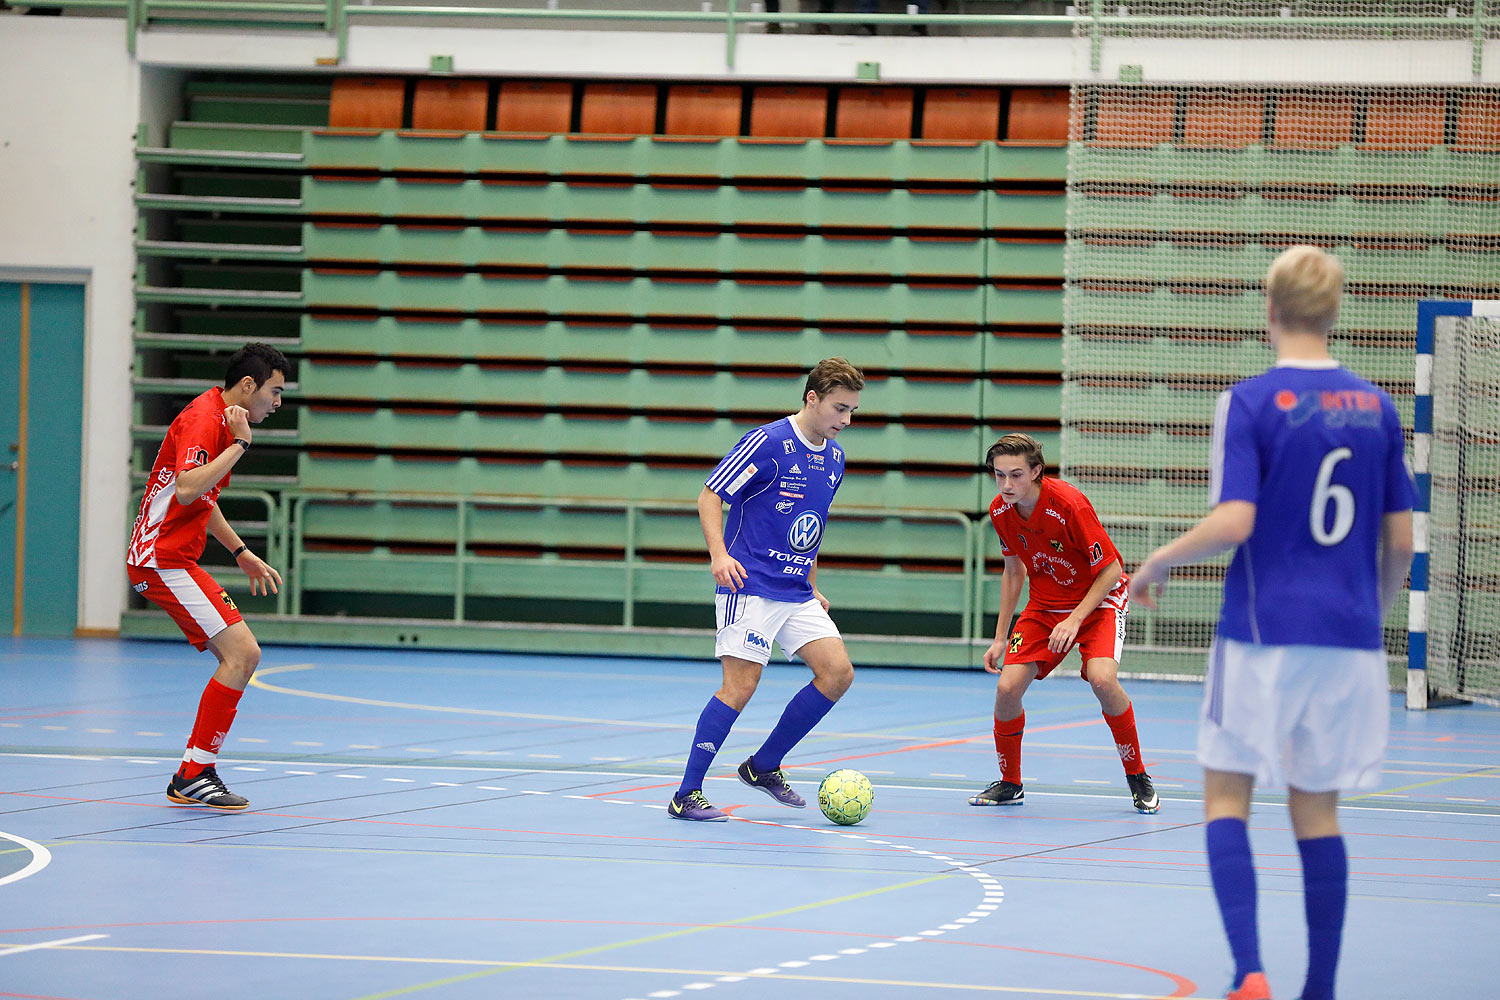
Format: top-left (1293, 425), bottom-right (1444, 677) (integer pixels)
top-left (803, 357), bottom-right (865, 402)
top-left (1266, 244), bottom-right (1344, 334)
top-left (985, 433), bottom-right (1046, 483)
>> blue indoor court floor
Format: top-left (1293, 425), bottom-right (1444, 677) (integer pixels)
top-left (2, 637), bottom-right (1497, 1000)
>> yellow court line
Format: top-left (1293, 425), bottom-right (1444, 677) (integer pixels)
top-left (247, 664), bottom-right (986, 743)
top-left (54, 945), bottom-right (1205, 999)
top-left (1347, 765), bottom-right (1500, 801)
top-left (344, 870), bottom-right (961, 1000)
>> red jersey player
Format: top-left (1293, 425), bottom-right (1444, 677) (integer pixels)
top-left (127, 343), bottom-right (288, 811)
top-left (968, 433), bottom-right (1160, 814)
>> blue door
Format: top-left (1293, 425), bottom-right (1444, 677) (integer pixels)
top-left (0, 281), bottom-right (86, 636)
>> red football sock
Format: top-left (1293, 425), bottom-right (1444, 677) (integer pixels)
top-left (993, 710), bottom-right (1025, 784)
top-left (1104, 701), bottom-right (1145, 776)
top-left (178, 678), bottom-right (243, 779)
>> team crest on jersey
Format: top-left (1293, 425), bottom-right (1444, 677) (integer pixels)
top-left (219, 590), bottom-right (237, 611)
top-left (1010, 631), bottom-right (1024, 653)
top-left (745, 631), bottom-right (771, 653)
top-left (783, 439), bottom-right (796, 454)
top-left (828, 472), bottom-right (840, 488)
top-left (1051, 539), bottom-right (1064, 552)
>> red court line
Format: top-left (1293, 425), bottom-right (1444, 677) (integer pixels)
top-left (800, 718), bottom-right (1105, 770)
top-left (0, 916), bottom-right (1196, 997)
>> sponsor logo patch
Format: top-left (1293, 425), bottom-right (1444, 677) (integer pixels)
top-left (788, 512), bottom-right (823, 553)
top-left (132, 580), bottom-right (149, 594)
top-left (725, 462), bottom-right (758, 496)
top-left (696, 741), bottom-right (718, 752)
top-left (775, 499), bottom-right (795, 513)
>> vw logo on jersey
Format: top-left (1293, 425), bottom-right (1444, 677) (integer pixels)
top-left (787, 512), bottom-right (823, 554)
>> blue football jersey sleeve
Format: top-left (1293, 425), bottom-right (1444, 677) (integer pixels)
top-left (704, 417), bottom-right (845, 602)
top-left (1211, 363), bottom-right (1416, 650)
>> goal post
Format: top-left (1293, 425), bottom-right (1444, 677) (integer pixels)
top-left (1410, 299), bottom-right (1500, 710)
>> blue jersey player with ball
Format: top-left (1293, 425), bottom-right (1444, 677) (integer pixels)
top-left (1131, 246), bottom-right (1415, 1000)
top-left (668, 358), bottom-right (865, 822)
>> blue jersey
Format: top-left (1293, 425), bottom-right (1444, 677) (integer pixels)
top-left (704, 416), bottom-right (845, 602)
top-left (1212, 361), bottom-right (1416, 650)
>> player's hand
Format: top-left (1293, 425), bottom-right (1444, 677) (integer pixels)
top-left (224, 405), bottom-right (252, 441)
top-left (710, 553), bottom-right (747, 591)
top-left (812, 588), bottom-right (830, 612)
top-left (237, 549), bottom-right (282, 596)
top-left (1048, 615), bottom-right (1082, 653)
top-left (982, 640), bottom-right (1006, 674)
top-left (1130, 556), bottom-right (1168, 610)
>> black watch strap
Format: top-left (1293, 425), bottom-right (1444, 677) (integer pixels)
top-left (231, 544), bottom-right (249, 558)
top-left (234, 438), bottom-right (251, 451)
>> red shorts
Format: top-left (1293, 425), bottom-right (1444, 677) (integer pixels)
top-left (127, 564), bottom-right (242, 651)
top-left (1003, 601), bottom-right (1127, 680)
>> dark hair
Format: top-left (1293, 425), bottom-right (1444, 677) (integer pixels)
top-left (985, 433), bottom-right (1046, 483)
top-left (224, 343), bottom-right (291, 389)
top-left (803, 357), bottom-right (865, 403)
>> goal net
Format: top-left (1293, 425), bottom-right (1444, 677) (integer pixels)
top-left (1413, 302), bottom-right (1500, 708)
top-left (1063, 6), bottom-right (1500, 679)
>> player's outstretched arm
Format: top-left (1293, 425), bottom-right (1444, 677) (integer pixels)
top-left (1378, 509), bottom-right (1414, 616)
top-left (1131, 501), bottom-right (1255, 609)
top-left (697, 485), bottom-right (747, 591)
top-left (207, 504), bottom-right (281, 596)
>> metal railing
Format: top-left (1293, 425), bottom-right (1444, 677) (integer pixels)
top-left (282, 489), bottom-right (982, 637)
top-left (30, 1), bottom-right (1496, 77)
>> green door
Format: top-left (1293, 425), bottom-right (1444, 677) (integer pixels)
top-left (0, 281), bottom-right (86, 636)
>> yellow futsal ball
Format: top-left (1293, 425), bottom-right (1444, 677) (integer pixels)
top-left (818, 768), bottom-right (874, 826)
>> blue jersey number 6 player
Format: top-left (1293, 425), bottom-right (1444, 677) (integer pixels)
top-left (1131, 247), bottom-right (1415, 1000)
top-left (668, 358), bottom-right (864, 822)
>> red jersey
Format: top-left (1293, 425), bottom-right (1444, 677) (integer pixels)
top-left (127, 387), bottom-right (234, 569)
top-left (988, 477), bottom-right (1127, 613)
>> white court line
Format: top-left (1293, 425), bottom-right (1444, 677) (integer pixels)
top-left (0, 934), bottom-right (108, 958)
top-left (0, 830), bottom-right (52, 887)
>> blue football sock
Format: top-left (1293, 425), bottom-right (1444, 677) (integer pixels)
top-left (750, 681), bottom-right (836, 772)
top-left (676, 695), bottom-right (740, 799)
top-left (1298, 835), bottom-right (1348, 1000)
top-left (1206, 816), bottom-right (1262, 984)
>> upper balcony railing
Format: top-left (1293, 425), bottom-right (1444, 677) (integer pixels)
top-left (21, 1), bottom-right (1499, 78)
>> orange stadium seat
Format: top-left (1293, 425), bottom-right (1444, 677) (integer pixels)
top-left (328, 77), bottom-right (406, 129)
top-left (1089, 88), bottom-right (1175, 147)
top-left (1006, 87), bottom-right (1069, 142)
top-left (1270, 92), bottom-right (1355, 150)
top-left (1182, 91), bottom-right (1265, 148)
top-left (749, 85), bottom-right (829, 139)
top-left (1455, 91), bottom-right (1500, 150)
top-left (1361, 93), bottom-right (1446, 150)
top-left (665, 85), bottom-right (743, 137)
top-left (495, 81), bottom-right (573, 133)
top-left (412, 79), bottom-right (489, 132)
top-left (580, 83), bottom-right (659, 135)
top-left (836, 86), bottom-right (915, 140)
top-left (921, 88), bottom-right (1001, 141)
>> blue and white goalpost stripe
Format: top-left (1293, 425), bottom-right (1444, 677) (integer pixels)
top-left (1410, 300), bottom-right (1500, 709)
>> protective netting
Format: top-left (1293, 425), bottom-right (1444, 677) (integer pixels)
top-left (1064, 8), bottom-right (1500, 674)
top-left (1427, 313), bottom-right (1500, 707)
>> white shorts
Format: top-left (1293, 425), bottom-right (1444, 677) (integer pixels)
top-left (714, 592), bottom-right (841, 666)
top-left (1199, 637), bottom-right (1389, 792)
